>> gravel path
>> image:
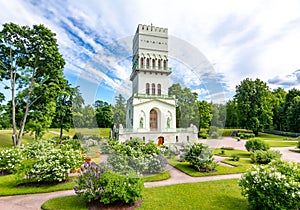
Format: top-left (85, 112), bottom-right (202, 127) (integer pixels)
top-left (0, 137), bottom-right (298, 209)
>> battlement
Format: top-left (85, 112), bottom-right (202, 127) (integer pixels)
top-left (136, 24), bottom-right (168, 36)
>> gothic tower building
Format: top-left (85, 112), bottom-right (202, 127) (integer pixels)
top-left (119, 24), bottom-right (198, 144)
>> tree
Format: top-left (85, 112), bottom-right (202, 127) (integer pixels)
top-left (168, 83), bottom-right (199, 128)
top-left (0, 23), bottom-right (65, 146)
top-left (225, 99), bottom-right (239, 128)
top-left (234, 78), bottom-right (273, 135)
top-left (270, 88), bottom-right (286, 130)
top-left (281, 88), bottom-right (300, 131)
top-left (197, 100), bottom-right (212, 130)
top-left (286, 96), bottom-right (300, 132)
top-left (210, 104), bottom-right (226, 128)
top-left (113, 94), bottom-right (126, 127)
top-left (94, 100), bottom-right (113, 128)
top-left (51, 84), bottom-right (84, 140)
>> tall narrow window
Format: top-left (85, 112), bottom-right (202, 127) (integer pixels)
top-left (163, 60), bottom-right (167, 69)
top-left (146, 83), bottom-right (150, 94)
top-left (152, 59), bottom-right (155, 68)
top-left (150, 109), bottom-right (158, 130)
top-left (140, 57), bottom-right (144, 68)
top-left (157, 84), bottom-right (161, 95)
top-left (158, 59), bottom-right (161, 69)
top-left (146, 58), bottom-right (150, 68)
top-left (152, 83), bottom-right (155, 95)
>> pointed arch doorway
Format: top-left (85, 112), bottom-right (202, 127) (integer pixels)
top-left (150, 109), bottom-right (158, 130)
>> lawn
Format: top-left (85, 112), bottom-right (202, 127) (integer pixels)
top-left (42, 178), bottom-right (248, 210)
top-left (0, 174), bottom-right (76, 196)
top-left (289, 149), bottom-right (300, 153)
top-left (265, 140), bottom-right (298, 147)
top-left (48, 128), bottom-right (110, 138)
top-left (0, 171), bottom-right (170, 196)
top-left (213, 148), bottom-right (251, 158)
top-left (254, 132), bottom-right (298, 141)
top-left (168, 159), bottom-right (251, 176)
top-left (0, 130), bottom-right (35, 148)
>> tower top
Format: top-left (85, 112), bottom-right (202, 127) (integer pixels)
top-left (135, 24), bottom-right (168, 37)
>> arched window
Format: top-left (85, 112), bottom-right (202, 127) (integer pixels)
top-left (152, 59), bottom-right (155, 68)
top-left (146, 58), bottom-right (150, 68)
top-left (157, 84), bottom-right (161, 95)
top-left (163, 60), bottom-right (167, 69)
top-left (140, 57), bottom-right (144, 68)
top-left (152, 83), bottom-right (155, 95)
top-left (150, 109), bottom-right (158, 130)
top-left (146, 83), bottom-right (150, 94)
top-left (158, 59), bottom-right (161, 69)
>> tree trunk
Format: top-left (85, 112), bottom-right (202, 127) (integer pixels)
top-left (10, 48), bottom-right (17, 147)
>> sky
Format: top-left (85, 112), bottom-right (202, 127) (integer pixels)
top-left (1, 0), bottom-right (300, 105)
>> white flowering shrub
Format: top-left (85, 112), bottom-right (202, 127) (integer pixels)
top-left (239, 160), bottom-right (300, 210)
top-left (0, 147), bottom-right (23, 174)
top-left (19, 140), bottom-right (84, 182)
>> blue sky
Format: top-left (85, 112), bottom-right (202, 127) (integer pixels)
top-left (1, 0), bottom-right (300, 105)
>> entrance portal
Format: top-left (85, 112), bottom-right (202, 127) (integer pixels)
top-left (158, 136), bottom-right (164, 146)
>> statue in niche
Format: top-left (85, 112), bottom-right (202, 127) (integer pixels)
top-left (140, 117), bottom-right (144, 128)
top-left (167, 117), bottom-right (171, 128)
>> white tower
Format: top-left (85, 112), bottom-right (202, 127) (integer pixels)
top-left (119, 24), bottom-right (198, 144)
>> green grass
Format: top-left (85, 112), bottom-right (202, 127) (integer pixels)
top-left (255, 132), bottom-right (298, 140)
top-left (42, 178), bottom-right (248, 210)
top-left (222, 158), bottom-right (252, 167)
top-left (49, 128), bottom-right (110, 138)
top-left (142, 171), bottom-right (171, 182)
top-left (289, 149), bottom-right (300, 153)
top-left (168, 159), bottom-right (251, 176)
top-left (265, 140), bottom-right (298, 147)
top-left (0, 130), bottom-right (35, 148)
top-left (0, 174), bottom-right (76, 196)
top-left (213, 148), bottom-right (251, 158)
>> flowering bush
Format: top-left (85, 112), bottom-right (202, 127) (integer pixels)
top-left (107, 138), bottom-right (166, 174)
top-left (19, 140), bottom-right (84, 182)
top-left (74, 162), bottom-right (143, 205)
top-left (0, 147), bottom-right (23, 174)
top-left (250, 149), bottom-right (281, 164)
top-left (181, 143), bottom-right (216, 172)
top-left (239, 160), bottom-right (300, 210)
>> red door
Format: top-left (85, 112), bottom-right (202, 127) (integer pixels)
top-left (150, 109), bottom-right (157, 130)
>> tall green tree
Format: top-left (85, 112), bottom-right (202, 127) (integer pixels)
top-left (286, 96), bottom-right (300, 133)
top-left (270, 88), bottom-right (287, 130)
top-left (211, 104), bottom-right (226, 128)
top-left (169, 83), bottom-right (199, 128)
top-left (51, 84), bottom-right (84, 140)
top-left (234, 78), bottom-right (273, 135)
top-left (281, 88), bottom-right (300, 131)
top-left (94, 100), bottom-right (113, 128)
top-left (0, 23), bottom-right (65, 146)
top-left (113, 94), bottom-right (126, 126)
top-left (197, 100), bottom-right (212, 130)
top-left (225, 99), bottom-right (239, 128)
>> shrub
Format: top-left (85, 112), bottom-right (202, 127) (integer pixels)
top-left (208, 126), bottom-right (221, 139)
top-left (250, 150), bottom-right (282, 164)
top-left (0, 147), bottom-right (23, 174)
top-left (19, 140), bottom-right (84, 182)
top-left (245, 139), bottom-right (270, 152)
top-left (230, 154), bottom-right (240, 161)
top-left (220, 147), bottom-right (234, 150)
top-left (74, 162), bottom-right (143, 205)
top-left (297, 140), bottom-right (300, 149)
top-left (239, 160), bottom-right (300, 210)
top-left (199, 133), bottom-right (208, 139)
top-left (237, 133), bottom-right (255, 139)
top-left (107, 138), bottom-right (166, 174)
top-left (182, 143), bottom-right (216, 172)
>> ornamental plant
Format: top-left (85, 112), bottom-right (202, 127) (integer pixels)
top-left (250, 149), bottom-right (281, 164)
top-left (239, 160), bottom-right (300, 210)
top-left (245, 139), bottom-right (270, 152)
top-left (182, 143), bottom-right (216, 172)
top-left (18, 140), bottom-right (84, 182)
top-left (0, 147), bottom-right (23, 174)
top-left (74, 162), bottom-right (143, 205)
